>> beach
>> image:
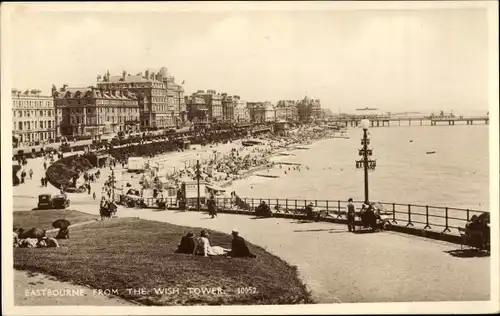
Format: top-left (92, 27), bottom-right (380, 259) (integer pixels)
top-left (95, 127), bottom-right (338, 205)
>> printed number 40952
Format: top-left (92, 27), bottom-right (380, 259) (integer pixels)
top-left (237, 287), bottom-right (257, 295)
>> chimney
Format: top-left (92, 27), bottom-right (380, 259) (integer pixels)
top-left (145, 70), bottom-right (149, 79)
top-left (122, 70), bottom-right (127, 80)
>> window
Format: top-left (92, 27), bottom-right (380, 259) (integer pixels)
top-left (18, 122), bottom-right (22, 130)
top-left (48, 121), bottom-right (52, 129)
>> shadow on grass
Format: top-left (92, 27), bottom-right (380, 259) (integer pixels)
top-left (444, 249), bottom-right (490, 258)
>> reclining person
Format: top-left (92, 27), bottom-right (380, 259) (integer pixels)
top-left (193, 230), bottom-right (229, 257)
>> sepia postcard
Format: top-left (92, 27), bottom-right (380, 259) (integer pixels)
top-left (1, 1), bottom-right (499, 315)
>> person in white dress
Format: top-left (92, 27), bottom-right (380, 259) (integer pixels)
top-left (193, 230), bottom-right (230, 257)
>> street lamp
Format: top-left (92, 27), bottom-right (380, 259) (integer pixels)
top-left (356, 119), bottom-right (376, 204)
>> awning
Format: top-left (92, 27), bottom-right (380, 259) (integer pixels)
top-left (206, 185), bottom-right (226, 192)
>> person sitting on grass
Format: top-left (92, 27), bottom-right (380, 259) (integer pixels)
top-left (193, 230), bottom-right (230, 257)
top-left (13, 228), bottom-right (21, 247)
top-left (176, 232), bottom-right (195, 254)
top-left (55, 227), bottom-right (69, 239)
top-left (227, 229), bottom-right (256, 258)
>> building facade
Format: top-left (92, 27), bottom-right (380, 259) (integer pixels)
top-left (53, 85), bottom-right (140, 137)
top-left (263, 101), bottom-right (276, 122)
top-left (185, 94), bottom-right (208, 123)
top-left (247, 102), bottom-right (264, 123)
top-left (234, 98), bottom-right (249, 122)
top-left (322, 108), bottom-right (334, 119)
top-left (195, 90), bottom-right (223, 123)
top-left (276, 100), bottom-right (298, 121)
top-left (161, 67), bottom-right (186, 126)
top-left (97, 69), bottom-right (172, 129)
top-left (12, 89), bottom-right (55, 147)
top-left (297, 96), bottom-right (322, 122)
top-left (247, 101), bottom-right (275, 123)
top-left (221, 93), bottom-right (235, 122)
top-left (167, 77), bottom-right (186, 125)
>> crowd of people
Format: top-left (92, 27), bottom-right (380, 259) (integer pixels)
top-left (13, 227), bottom-right (61, 248)
top-left (464, 213), bottom-right (490, 249)
top-left (175, 228), bottom-right (256, 258)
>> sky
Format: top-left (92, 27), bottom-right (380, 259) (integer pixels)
top-left (6, 4), bottom-right (493, 115)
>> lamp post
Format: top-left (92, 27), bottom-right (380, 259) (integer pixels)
top-left (196, 160), bottom-right (201, 212)
top-left (356, 119), bottom-right (376, 204)
top-left (110, 167), bottom-right (116, 202)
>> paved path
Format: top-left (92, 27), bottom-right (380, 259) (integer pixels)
top-left (12, 151), bottom-right (491, 304)
top-left (108, 207), bottom-right (490, 303)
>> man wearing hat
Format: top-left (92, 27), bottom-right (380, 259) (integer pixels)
top-left (228, 229), bottom-right (256, 258)
top-left (346, 198), bottom-right (356, 232)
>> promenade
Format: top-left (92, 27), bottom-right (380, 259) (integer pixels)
top-left (13, 157), bottom-right (490, 303)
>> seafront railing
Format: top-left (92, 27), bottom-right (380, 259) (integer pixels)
top-left (141, 196), bottom-right (485, 236)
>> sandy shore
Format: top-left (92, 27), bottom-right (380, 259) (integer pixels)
top-left (111, 139), bottom-right (296, 198)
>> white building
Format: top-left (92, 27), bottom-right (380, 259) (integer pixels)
top-left (234, 99), bottom-right (250, 122)
top-left (12, 89), bottom-right (55, 148)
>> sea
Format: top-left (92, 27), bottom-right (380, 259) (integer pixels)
top-left (230, 124), bottom-right (490, 214)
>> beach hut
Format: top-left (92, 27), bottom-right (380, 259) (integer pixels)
top-left (183, 180), bottom-right (207, 207)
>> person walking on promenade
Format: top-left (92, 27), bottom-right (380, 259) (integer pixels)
top-left (40, 177), bottom-right (44, 187)
top-left (208, 195), bottom-right (217, 219)
top-left (93, 192), bottom-right (96, 200)
top-left (29, 169), bottom-right (33, 180)
top-left (346, 198), bottom-right (357, 233)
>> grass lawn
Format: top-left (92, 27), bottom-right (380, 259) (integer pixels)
top-left (14, 217), bottom-right (312, 305)
top-left (13, 209), bottom-right (98, 231)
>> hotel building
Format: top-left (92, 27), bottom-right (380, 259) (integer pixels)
top-left (12, 89), bottom-right (56, 147)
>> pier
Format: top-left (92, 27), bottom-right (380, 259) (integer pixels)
top-left (332, 116), bottom-right (489, 128)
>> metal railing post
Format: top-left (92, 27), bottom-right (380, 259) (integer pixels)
top-left (252, 198), bottom-right (254, 210)
top-left (424, 205), bottom-right (431, 230)
top-left (295, 200), bottom-right (298, 214)
top-left (442, 207), bottom-right (451, 233)
top-left (326, 200), bottom-right (329, 212)
top-left (405, 205), bottom-right (414, 227)
top-left (392, 203), bottom-right (397, 224)
top-left (466, 209), bottom-right (470, 222)
top-left (285, 199), bottom-right (288, 213)
top-left (336, 200), bottom-right (342, 219)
